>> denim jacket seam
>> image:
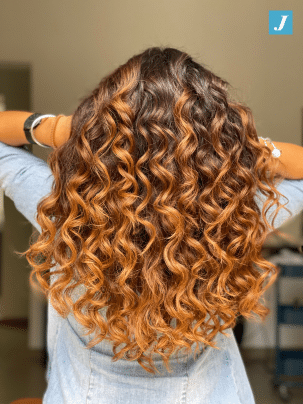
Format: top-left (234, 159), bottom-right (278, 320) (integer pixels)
top-left (85, 334), bottom-right (93, 404)
top-left (224, 333), bottom-right (242, 403)
top-left (46, 317), bottom-right (63, 384)
top-left (179, 354), bottom-right (189, 404)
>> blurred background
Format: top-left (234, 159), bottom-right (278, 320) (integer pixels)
top-left (0, 1), bottom-right (302, 403)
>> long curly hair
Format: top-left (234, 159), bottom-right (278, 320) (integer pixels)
top-left (16, 46), bottom-right (291, 375)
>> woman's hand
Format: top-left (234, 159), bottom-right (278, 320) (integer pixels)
top-left (259, 137), bottom-right (303, 180)
top-left (34, 115), bottom-right (72, 148)
top-left (0, 111), bottom-right (72, 148)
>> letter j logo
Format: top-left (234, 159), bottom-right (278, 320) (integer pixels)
top-left (269, 10), bottom-right (293, 35)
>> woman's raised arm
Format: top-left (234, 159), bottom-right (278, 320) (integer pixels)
top-left (0, 111), bottom-right (72, 148)
top-left (1, 111), bottom-right (303, 179)
top-left (259, 137), bottom-right (303, 180)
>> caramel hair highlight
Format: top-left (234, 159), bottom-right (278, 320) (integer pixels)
top-left (15, 46), bottom-right (291, 374)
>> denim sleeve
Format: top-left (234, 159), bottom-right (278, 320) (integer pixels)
top-left (0, 141), bottom-right (53, 233)
top-left (0, 141), bottom-right (303, 234)
top-left (254, 178), bottom-right (303, 229)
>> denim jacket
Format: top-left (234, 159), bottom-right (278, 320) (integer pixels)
top-left (1, 141), bottom-right (303, 404)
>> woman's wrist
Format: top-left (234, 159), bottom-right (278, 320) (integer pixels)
top-left (34, 115), bottom-right (72, 148)
top-left (0, 111), bottom-right (33, 146)
top-left (259, 137), bottom-right (303, 180)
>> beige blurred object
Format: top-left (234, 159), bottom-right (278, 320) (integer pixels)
top-left (265, 227), bottom-right (303, 253)
top-left (0, 93), bottom-right (6, 112)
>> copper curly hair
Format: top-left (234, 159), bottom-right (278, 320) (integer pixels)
top-left (15, 46), bottom-right (291, 375)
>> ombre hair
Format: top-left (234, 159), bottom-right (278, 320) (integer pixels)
top-left (16, 46), bottom-right (291, 374)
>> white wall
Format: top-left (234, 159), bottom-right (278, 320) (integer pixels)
top-left (0, 0), bottom-right (302, 349)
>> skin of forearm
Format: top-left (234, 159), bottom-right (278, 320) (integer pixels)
top-left (35, 115), bottom-right (72, 148)
top-left (258, 138), bottom-right (303, 180)
top-left (0, 111), bottom-right (72, 148)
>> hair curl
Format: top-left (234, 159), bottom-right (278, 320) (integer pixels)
top-left (16, 46), bottom-right (291, 375)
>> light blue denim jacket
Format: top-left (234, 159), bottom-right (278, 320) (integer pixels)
top-left (1, 141), bottom-right (303, 404)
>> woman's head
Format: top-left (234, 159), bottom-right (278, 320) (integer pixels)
top-left (16, 46), bottom-right (290, 374)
